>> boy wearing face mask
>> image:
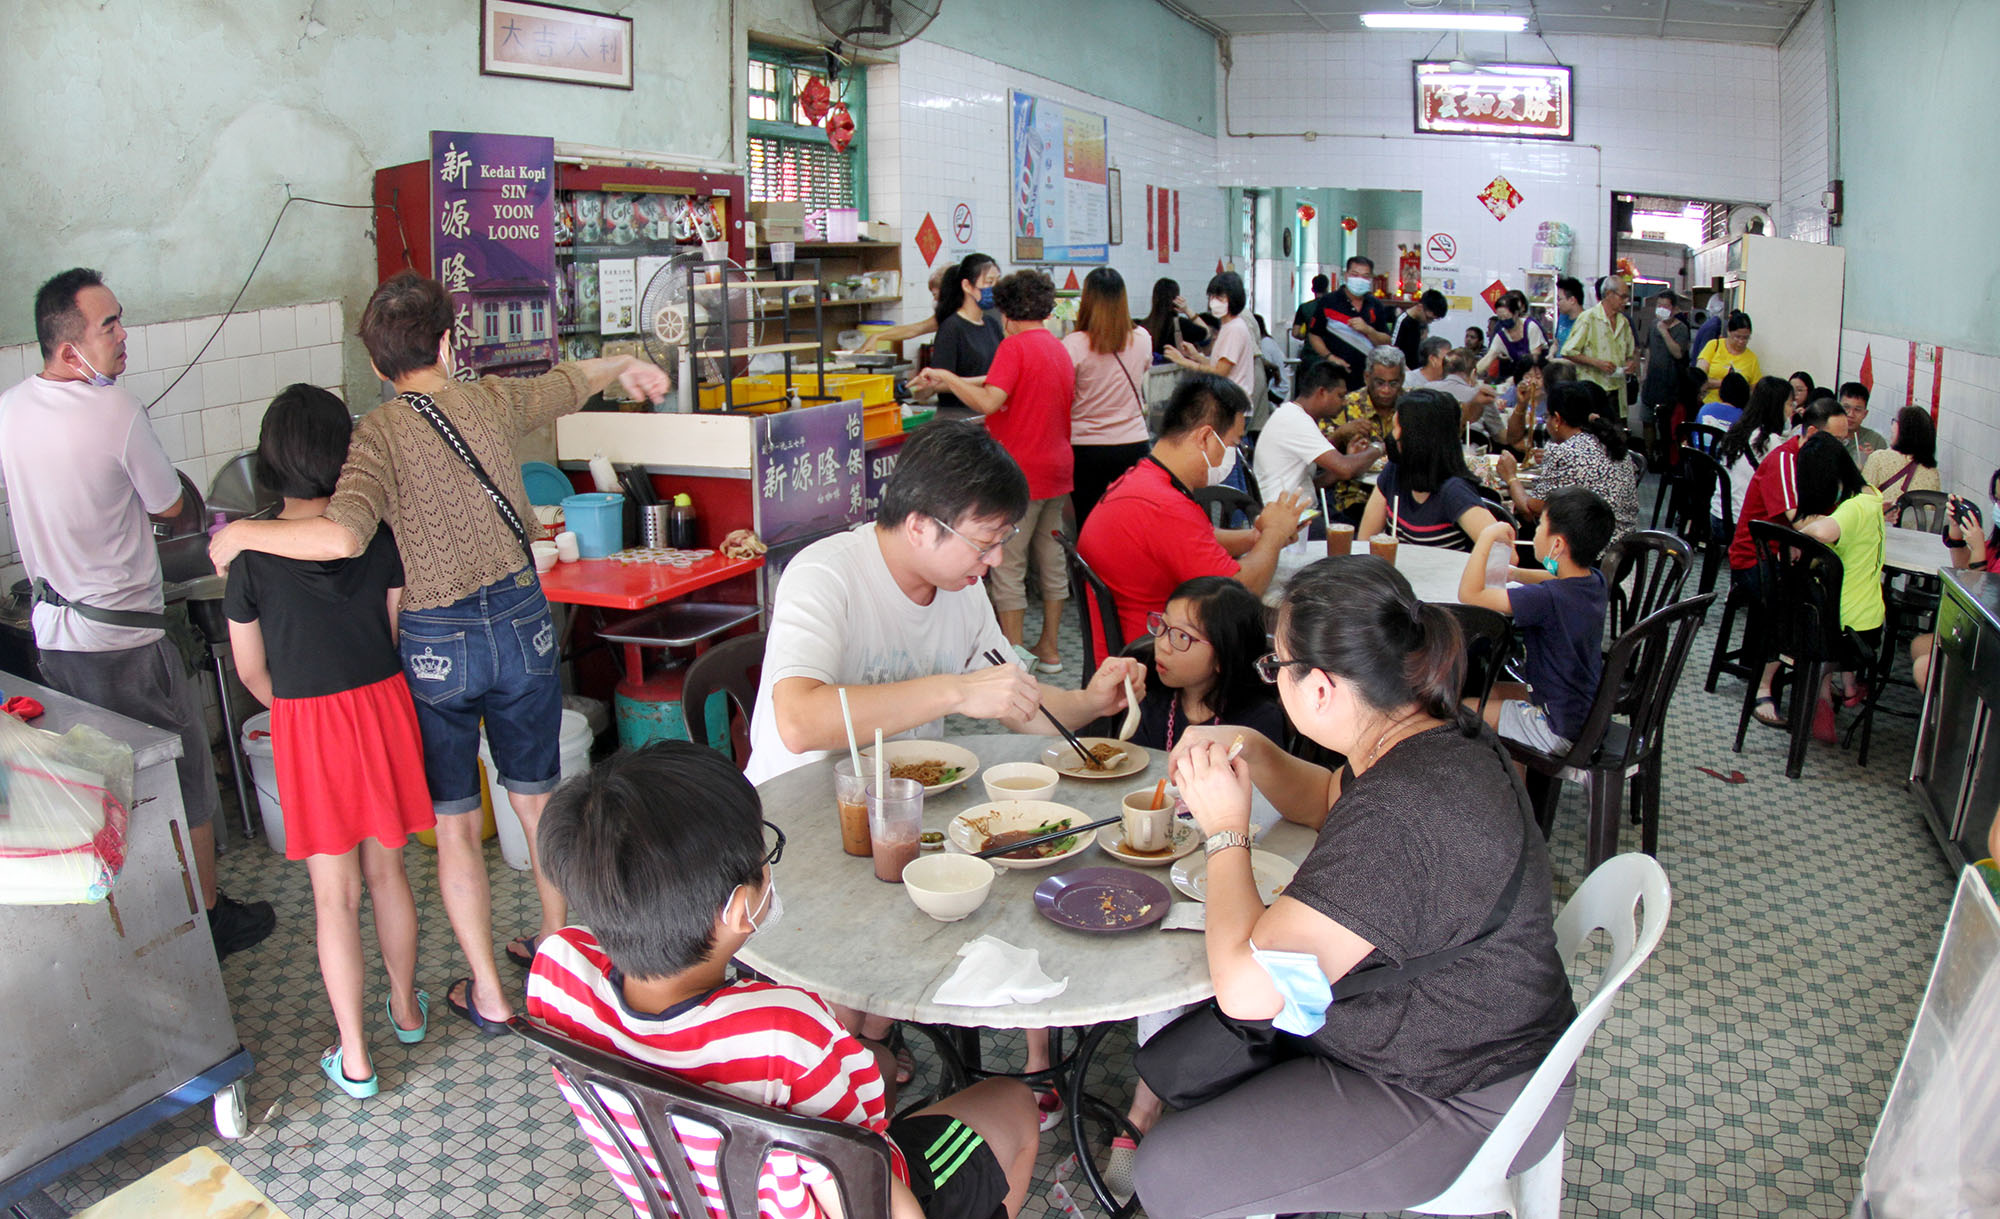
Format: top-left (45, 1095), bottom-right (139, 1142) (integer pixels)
top-left (1079, 373), bottom-right (1308, 656)
top-left (527, 742), bottom-right (1041, 1219)
top-left (1305, 256), bottom-right (1394, 391)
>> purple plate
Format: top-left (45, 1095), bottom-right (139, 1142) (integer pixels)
top-left (1032, 866), bottom-right (1171, 933)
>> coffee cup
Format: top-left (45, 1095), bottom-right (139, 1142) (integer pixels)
top-left (1369, 534), bottom-right (1399, 566)
top-left (1119, 788), bottom-right (1174, 854)
top-left (1326, 522), bottom-right (1355, 557)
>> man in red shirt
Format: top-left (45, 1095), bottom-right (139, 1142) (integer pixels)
top-left (1078, 373), bottom-right (1308, 655)
top-left (909, 270), bottom-right (1074, 670)
top-left (1730, 396), bottom-right (1848, 724)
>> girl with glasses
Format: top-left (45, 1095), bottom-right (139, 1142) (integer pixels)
top-left (1120, 576), bottom-right (1284, 753)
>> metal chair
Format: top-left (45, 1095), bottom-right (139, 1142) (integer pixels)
top-left (1410, 853), bottom-right (1672, 1219)
top-left (1444, 603), bottom-right (1515, 719)
top-left (683, 631), bottom-right (765, 767)
top-left (1190, 485), bottom-right (1256, 527)
top-left (1054, 529), bottom-right (1125, 672)
top-left (1895, 489), bottom-right (1949, 534)
top-left (1604, 529), bottom-right (1693, 644)
top-left (513, 1016), bottom-right (894, 1219)
top-left (1507, 593), bottom-right (1716, 870)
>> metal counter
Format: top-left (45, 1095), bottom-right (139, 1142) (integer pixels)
top-left (0, 672), bottom-right (251, 1207)
top-left (1910, 570), bottom-right (2000, 873)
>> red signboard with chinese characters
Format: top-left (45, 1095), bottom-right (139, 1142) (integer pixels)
top-left (1414, 63), bottom-right (1573, 141)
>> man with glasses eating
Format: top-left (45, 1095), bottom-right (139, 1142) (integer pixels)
top-left (745, 420), bottom-right (1143, 784)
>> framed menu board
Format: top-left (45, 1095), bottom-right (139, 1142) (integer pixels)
top-left (1413, 63), bottom-right (1574, 141)
top-left (1008, 90), bottom-right (1110, 264)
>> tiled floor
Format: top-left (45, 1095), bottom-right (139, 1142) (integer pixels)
top-left (34, 498), bottom-right (1960, 1218)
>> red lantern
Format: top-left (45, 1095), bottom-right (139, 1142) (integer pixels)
top-left (826, 102), bottom-right (857, 153)
top-left (1296, 202), bottom-right (1316, 223)
top-left (1341, 216), bottom-right (1359, 233)
top-left (799, 75), bottom-right (833, 124)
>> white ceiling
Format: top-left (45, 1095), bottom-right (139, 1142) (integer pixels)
top-left (1170, 0), bottom-right (1813, 45)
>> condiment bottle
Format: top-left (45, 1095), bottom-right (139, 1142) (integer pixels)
top-left (667, 493), bottom-right (698, 549)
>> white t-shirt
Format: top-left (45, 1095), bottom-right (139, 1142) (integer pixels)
top-left (744, 524), bottom-right (1014, 784)
top-left (1210, 316), bottom-right (1258, 399)
top-left (1252, 401), bottom-right (1335, 508)
top-left (0, 375), bottom-right (181, 652)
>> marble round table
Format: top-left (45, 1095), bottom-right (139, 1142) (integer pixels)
top-left (1267, 538), bottom-right (1473, 608)
top-left (738, 734), bottom-right (1316, 1029)
top-left (1884, 523), bottom-right (1950, 576)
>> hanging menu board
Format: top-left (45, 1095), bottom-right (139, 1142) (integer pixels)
top-left (1008, 91), bottom-right (1110, 265)
top-left (431, 130), bottom-right (560, 377)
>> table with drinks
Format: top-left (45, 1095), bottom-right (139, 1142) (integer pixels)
top-left (1267, 529), bottom-right (1473, 609)
top-left (738, 734), bottom-right (1317, 1216)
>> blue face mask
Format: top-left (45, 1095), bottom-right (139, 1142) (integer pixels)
top-left (978, 287), bottom-right (995, 309)
top-left (1542, 555), bottom-right (1561, 576)
top-left (74, 349), bottom-right (116, 387)
top-left (1250, 941), bottom-right (1333, 1035)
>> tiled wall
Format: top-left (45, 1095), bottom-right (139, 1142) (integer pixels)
top-left (865, 41), bottom-right (1225, 333)
top-left (1840, 330), bottom-right (2000, 503)
top-left (1777, 0), bottom-right (1834, 243)
top-left (1218, 31), bottom-right (1782, 319)
top-left (0, 301), bottom-right (346, 594)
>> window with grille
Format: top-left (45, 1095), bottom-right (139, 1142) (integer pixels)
top-left (746, 48), bottom-right (862, 213)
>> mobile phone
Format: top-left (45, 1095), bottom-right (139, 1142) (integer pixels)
top-left (1296, 508), bottom-right (1322, 525)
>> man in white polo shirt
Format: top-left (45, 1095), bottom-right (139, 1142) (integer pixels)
top-left (1251, 361), bottom-right (1385, 530)
top-left (0, 268), bottom-right (274, 958)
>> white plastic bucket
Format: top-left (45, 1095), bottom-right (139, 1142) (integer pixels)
top-left (239, 711), bottom-right (287, 856)
top-left (480, 709), bottom-right (592, 871)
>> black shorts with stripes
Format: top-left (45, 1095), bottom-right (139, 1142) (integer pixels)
top-left (885, 1113), bottom-right (1007, 1219)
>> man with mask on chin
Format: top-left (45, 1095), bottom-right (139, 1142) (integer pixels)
top-left (0, 268), bottom-right (276, 958)
top-left (1305, 255), bottom-right (1395, 392)
top-left (1079, 373), bottom-right (1307, 654)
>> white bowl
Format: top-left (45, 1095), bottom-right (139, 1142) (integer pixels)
top-left (901, 853), bottom-right (996, 921)
top-left (980, 761), bottom-right (1060, 804)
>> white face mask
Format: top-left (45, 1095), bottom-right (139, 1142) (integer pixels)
top-left (1203, 431), bottom-right (1239, 487)
top-left (740, 878), bottom-right (782, 939)
top-left (1989, 499), bottom-right (2000, 527)
top-left (1655, 306), bottom-right (1672, 321)
top-left (1207, 297), bottom-right (1228, 317)
top-left (1345, 276), bottom-right (1372, 296)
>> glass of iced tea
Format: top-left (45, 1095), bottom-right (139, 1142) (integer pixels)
top-left (867, 776), bottom-right (925, 882)
top-left (1326, 522), bottom-right (1355, 557)
top-left (1369, 534), bottom-right (1399, 566)
top-left (834, 759), bottom-right (871, 857)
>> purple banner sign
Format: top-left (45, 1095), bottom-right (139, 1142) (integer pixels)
top-left (431, 130), bottom-right (558, 379)
top-left (754, 399), bottom-right (865, 548)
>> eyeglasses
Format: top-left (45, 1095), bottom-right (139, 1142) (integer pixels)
top-left (761, 820), bottom-right (786, 868)
top-left (931, 515), bottom-right (1020, 561)
top-left (1254, 652), bottom-right (1317, 684)
top-left (1147, 612), bottom-right (1209, 653)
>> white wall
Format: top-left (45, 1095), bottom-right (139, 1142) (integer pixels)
top-left (0, 304), bottom-right (345, 594)
top-left (1217, 31), bottom-right (1781, 329)
top-left (1777, 0), bottom-right (1835, 243)
top-left (866, 40), bottom-right (1225, 332)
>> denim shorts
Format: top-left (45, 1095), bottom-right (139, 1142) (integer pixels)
top-left (398, 567), bottom-right (562, 816)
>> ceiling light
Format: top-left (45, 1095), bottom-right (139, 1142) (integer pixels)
top-left (1360, 12), bottom-right (1529, 32)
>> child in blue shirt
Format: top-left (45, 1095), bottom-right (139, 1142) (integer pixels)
top-left (1456, 487), bottom-right (1615, 752)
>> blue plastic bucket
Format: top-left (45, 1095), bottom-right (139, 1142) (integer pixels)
top-left (562, 492), bottom-right (625, 558)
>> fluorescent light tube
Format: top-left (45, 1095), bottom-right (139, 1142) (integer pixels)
top-left (1360, 13), bottom-right (1529, 32)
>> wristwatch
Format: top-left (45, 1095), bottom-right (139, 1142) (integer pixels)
top-left (1204, 831), bottom-right (1251, 857)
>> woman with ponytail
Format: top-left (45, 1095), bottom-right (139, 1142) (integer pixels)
top-left (1129, 555), bottom-right (1576, 1219)
top-left (1499, 380), bottom-right (1640, 544)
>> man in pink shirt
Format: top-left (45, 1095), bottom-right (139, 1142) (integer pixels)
top-left (909, 270), bottom-right (1074, 671)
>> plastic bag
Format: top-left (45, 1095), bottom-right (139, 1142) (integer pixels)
top-left (0, 712), bottom-right (133, 905)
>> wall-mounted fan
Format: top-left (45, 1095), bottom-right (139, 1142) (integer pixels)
top-left (813, 0), bottom-right (943, 51)
top-left (1727, 205), bottom-right (1773, 238)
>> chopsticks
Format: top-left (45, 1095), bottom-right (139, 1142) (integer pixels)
top-left (983, 648), bottom-right (1098, 770)
top-left (971, 812), bottom-right (1123, 860)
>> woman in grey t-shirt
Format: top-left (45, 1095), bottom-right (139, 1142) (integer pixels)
top-left (1132, 556), bottom-right (1576, 1218)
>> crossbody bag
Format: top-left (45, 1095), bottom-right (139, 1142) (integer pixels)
top-left (402, 391), bottom-right (536, 567)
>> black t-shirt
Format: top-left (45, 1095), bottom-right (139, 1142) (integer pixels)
top-left (223, 528), bottom-right (407, 699)
top-left (1392, 311), bottom-right (1429, 370)
top-left (1307, 290), bottom-right (1393, 384)
top-left (1284, 724), bottom-right (1576, 1098)
top-left (1121, 686), bottom-right (1287, 752)
top-left (930, 310), bottom-right (1004, 412)
top-left (1375, 465), bottom-right (1488, 551)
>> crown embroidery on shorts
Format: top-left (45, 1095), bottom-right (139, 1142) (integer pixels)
top-left (409, 648), bottom-right (453, 682)
top-left (532, 622), bottom-right (554, 656)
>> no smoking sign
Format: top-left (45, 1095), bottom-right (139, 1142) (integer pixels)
top-left (952, 203), bottom-right (974, 245)
top-left (1425, 232), bottom-right (1457, 264)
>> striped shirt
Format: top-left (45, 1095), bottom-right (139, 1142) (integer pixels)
top-left (526, 929), bottom-right (908, 1219)
top-left (1376, 465), bottom-right (1487, 551)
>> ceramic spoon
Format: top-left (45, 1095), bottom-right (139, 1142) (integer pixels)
top-left (1119, 674), bottom-right (1142, 741)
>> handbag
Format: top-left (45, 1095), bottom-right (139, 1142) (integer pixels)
top-left (402, 391), bottom-right (536, 567)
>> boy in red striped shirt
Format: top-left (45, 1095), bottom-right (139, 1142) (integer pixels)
top-left (526, 742), bottom-right (1038, 1219)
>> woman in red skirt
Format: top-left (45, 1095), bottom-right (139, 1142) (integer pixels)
top-left (225, 383), bottom-right (435, 1100)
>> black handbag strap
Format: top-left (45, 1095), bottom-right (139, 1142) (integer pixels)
top-left (403, 391), bottom-right (535, 566)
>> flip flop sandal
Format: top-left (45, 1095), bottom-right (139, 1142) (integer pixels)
top-left (883, 1024), bottom-right (916, 1086)
top-left (446, 977), bottom-right (510, 1037)
top-left (1752, 696), bottom-right (1785, 728)
top-left (388, 989), bottom-right (430, 1045)
top-left (505, 935), bottom-right (540, 970)
top-left (321, 1046), bottom-right (380, 1100)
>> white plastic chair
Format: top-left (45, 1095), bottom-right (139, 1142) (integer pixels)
top-left (1405, 852), bottom-right (1673, 1219)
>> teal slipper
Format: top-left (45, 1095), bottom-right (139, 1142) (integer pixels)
top-left (321, 1046), bottom-right (380, 1099)
top-left (388, 989), bottom-right (430, 1045)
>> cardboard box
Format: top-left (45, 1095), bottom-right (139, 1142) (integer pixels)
top-left (750, 201), bottom-right (806, 242)
top-left (864, 219), bottom-right (895, 243)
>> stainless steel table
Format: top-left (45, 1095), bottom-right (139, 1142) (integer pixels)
top-left (0, 673), bottom-right (252, 1208)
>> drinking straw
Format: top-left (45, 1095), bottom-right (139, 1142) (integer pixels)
top-left (837, 687), bottom-right (863, 775)
top-left (1150, 778), bottom-right (1168, 810)
top-left (1319, 486), bottom-right (1331, 525)
top-left (1390, 493), bottom-right (1399, 542)
top-left (874, 727), bottom-right (885, 798)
